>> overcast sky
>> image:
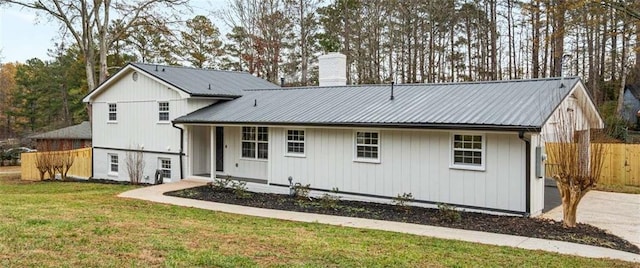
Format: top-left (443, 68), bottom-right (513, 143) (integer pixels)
top-left (0, 0), bottom-right (227, 64)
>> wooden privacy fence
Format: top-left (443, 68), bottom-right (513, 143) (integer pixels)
top-left (21, 148), bottom-right (92, 181)
top-left (546, 143), bottom-right (640, 187)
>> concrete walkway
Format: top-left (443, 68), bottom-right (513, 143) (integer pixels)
top-left (118, 180), bottom-right (640, 263)
top-left (541, 190), bottom-right (640, 249)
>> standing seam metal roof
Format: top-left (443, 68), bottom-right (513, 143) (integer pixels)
top-left (174, 77), bottom-right (581, 130)
top-left (131, 63), bottom-right (279, 97)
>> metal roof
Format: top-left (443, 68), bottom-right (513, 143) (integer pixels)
top-left (174, 77), bottom-right (581, 131)
top-left (131, 63), bottom-right (279, 97)
top-left (30, 121), bottom-right (92, 140)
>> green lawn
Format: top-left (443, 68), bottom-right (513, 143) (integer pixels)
top-left (0, 174), bottom-right (636, 267)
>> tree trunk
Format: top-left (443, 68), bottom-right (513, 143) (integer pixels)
top-left (489, 0), bottom-right (498, 80)
top-left (551, 0), bottom-right (566, 77)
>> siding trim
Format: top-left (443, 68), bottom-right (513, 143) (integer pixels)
top-left (269, 183), bottom-right (527, 216)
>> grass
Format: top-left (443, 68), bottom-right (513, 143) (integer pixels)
top-left (0, 174), bottom-right (637, 267)
top-left (0, 165), bottom-right (21, 173)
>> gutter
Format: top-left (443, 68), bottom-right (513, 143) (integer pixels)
top-left (518, 131), bottom-right (531, 217)
top-left (171, 121), bottom-right (542, 132)
top-left (172, 123), bottom-right (185, 180)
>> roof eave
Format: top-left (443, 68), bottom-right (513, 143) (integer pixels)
top-left (171, 120), bottom-right (541, 132)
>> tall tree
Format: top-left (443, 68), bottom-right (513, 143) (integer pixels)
top-left (0, 62), bottom-right (18, 138)
top-left (1, 0), bottom-right (187, 91)
top-left (179, 15), bottom-right (223, 68)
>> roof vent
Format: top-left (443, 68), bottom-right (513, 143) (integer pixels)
top-left (208, 84), bottom-right (211, 90)
top-left (254, 99), bottom-right (257, 107)
top-left (155, 65), bottom-right (158, 71)
top-left (390, 82), bottom-right (395, 100)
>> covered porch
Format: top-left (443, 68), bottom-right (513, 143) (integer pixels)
top-left (185, 125), bottom-right (269, 184)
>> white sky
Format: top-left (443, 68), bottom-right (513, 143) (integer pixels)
top-left (0, 0), bottom-right (227, 63)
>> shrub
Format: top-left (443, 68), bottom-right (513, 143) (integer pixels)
top-left (231, 180), bottom-right (252, 199)
top-left (392, 192), bottom-right (414, 213)
top-left (293, 183), bottom-right (311, 200)
top-left (319, 187), bottom-right (340, 210)
top-left (437, 203), bottom-right (461, 223)
top-left (209, 176), bottom-right (233, 191)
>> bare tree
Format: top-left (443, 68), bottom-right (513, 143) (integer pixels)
top-left (34, 151), bottom-right (52, 180)
top-left (52, 151), bottom-right (75, 181)
top-left (545, 94), bottom-right (606, 228)
top-left (1, 0), bottom-right (187, 91)
top-left (126, 150), bottom-right (145, 184)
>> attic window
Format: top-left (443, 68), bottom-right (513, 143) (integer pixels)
top-left (132, 72), bottom-right (138, 81)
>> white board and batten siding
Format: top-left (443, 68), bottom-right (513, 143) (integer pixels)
top-left (91, 69), bottom-right (215, 182)
top-left (268, 127), bottom-right (527, 213)
top-left (223, 126), bottom-right (269, 180)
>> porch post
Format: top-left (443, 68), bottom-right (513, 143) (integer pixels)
top-left (210, 126), bottom-right (216, 180)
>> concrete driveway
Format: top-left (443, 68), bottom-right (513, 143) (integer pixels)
top-left (541, 190), bottom-right (640, 248)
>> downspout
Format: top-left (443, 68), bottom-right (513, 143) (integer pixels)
top-left (518, 131), bottom-right (531, 217)
top-left (172, 123), bottom-right (184, 180)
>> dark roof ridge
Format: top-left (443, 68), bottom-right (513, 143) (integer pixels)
top-left (130, 62), bottom-right (253, 75)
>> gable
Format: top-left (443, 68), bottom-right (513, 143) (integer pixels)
top-left (83, 63), bottom-right (279, 103)
top-left (83, 65), bottom-right (190, 103)
top-left (83, 65), bottom-right (188, 103)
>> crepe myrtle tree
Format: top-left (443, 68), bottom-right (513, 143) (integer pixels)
top-left (545, 94), bottom-right (606, 228)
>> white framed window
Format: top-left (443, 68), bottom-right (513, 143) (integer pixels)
top-left (158, 102), bottom-right (169, 122)
top-left (450, 133), bottom-right (485, 171)
top-left (241, 126), bottom-right (268, 160)
top-left (109, 154), bottom-right (118, 174)
top-left (159, 158), bottom-right (171, 179)
top-left (108, 103), bottom-right (117, 122)
top-left (285, 129), bottom-right (305, 156)
top-left (354, 131), bottom-right (380, 163)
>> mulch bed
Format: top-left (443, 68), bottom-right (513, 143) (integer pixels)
top-left (165, 185), bottom-right (640, 254)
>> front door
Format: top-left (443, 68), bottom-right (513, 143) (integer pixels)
top-left (216, 127), bottom-right (224, 172)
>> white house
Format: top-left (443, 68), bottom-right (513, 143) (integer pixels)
top-left (82, 63), bottom-right (278, 183)
top-left (84, 53), bottom-right (603, 217)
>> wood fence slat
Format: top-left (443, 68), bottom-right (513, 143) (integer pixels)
top-left (546, 143), bottom-right (640, 187)
top-left (20, 148), bottom-right (92, 181)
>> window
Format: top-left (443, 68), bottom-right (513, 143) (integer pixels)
top-left (355, 131), bottom-right (379, 162)
top-left (159, 158), bottom-right (171, 179)
top-left (109, 154), bottom-right (118, 174)
top-left (286, 129), bottom-right (305, 156)
top-left (108, 103), bottom-right (117, 122)
top-left (241, 126), bottom-right (268, 159)
top-left (451, 134), bottom-right (485, 170)
top-left (158, 102), bottom-right (169, 122)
